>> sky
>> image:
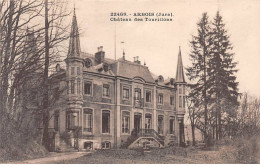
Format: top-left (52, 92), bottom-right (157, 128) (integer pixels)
top-left (66, 0), bottom-right (260, 97)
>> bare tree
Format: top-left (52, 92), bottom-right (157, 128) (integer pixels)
top-left (186, 85), bottom-right (202, 146)
top-left (0, 0), bottom-right (70, 152)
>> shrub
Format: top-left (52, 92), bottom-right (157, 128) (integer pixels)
top-left (219, 136), bottom-right (259, 163)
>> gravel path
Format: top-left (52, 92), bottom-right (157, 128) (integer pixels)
top-left (8, 152), bottom-right (90, 164)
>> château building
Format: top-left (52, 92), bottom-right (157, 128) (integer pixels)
top-left (48, 10), bottom-right (186, 151)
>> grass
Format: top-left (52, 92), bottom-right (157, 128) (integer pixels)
top-left (57, 147), bottom-right (227, 164)
top-left (57, 137), bottom-right (260, 164)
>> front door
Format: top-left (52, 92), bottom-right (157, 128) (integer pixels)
top-left (134, 114), bottom-right (142, 133)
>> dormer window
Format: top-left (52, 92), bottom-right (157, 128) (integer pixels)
top-left (157, 75), bottom-right (164, 82)
top-left (85, 59), bottom-right (92, 68)
top-left (103, 63), bottom-right (109, 72)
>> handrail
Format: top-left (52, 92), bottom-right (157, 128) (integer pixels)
top-left (132, 128), bottom-right (164, 145)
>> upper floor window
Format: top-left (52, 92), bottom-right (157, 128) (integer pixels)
top-left (179, 87), bottom-right (182, 94)
top-left (71, 67), bottom-right (75, 75)
top-left (103, 84), bottom-right (110, 97)
top-left (170, 96), bottom-right (174, 106)
top-left (179, 96), bottom-right (182, 108)
top-left (146, 90), bottom-right (151, 102)
top-left (123, 87), bottom-right (129, 99)
top-left (77, 80), bottom-right (81, 94)
top-left (134, 88), bottom-right (141, 100)
top-left (83, 108), bottom-right (93, 132)
top-left (71, 80), bottom-right (75, 94)
top-left (84, 81), bottom-right (92, 95)
top-left (158, 94), bottom-right (163, 104)
top-left (183, 96), bottom-right (185, 108)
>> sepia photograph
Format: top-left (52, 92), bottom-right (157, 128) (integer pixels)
top-left (0, 0), bottom-right (259, 164)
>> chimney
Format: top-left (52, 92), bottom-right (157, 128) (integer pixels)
top-left (95, 46), bottom-right (105, 64)
top-left (122, 50), bottom-right (125, 61)
top-left (133, 56), bottom-right (141, 64)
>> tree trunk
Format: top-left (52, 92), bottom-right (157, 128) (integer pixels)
top-left (42, 0), bottom-right (50, 150)
top-left (203, 46), bottom-right (209, 146)
top-left (218, 104), bottom-right (222, 139)
top-left (191, 124), bottom-right (196, 146)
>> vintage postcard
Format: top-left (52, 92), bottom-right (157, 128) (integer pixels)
top-left (0, 0), bottom-right (259, 164)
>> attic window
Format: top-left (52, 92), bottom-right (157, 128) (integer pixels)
top-left (170, 78), bottom-right (174, 85)
top-left (103, 63), bottom-right (109, 72)
top-left (158, 75), bottom-right (164, 82)
top-left (85, 59), bottom-right (92, 68)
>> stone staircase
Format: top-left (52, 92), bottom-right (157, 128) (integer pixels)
top-left (57, 139), bottom-right (77, 152)
top-left (121, 129), bottom-right (165, 149)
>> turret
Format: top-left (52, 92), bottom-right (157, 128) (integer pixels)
top-left (65, 8), bottom-right (84, 104)
top-left (175, 46), bottom-right (186, 113)
top-left (175, 46), bottom-right (186, 146)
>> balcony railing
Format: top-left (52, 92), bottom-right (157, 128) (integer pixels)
top-left (134, 97), bottom-right (144, 108)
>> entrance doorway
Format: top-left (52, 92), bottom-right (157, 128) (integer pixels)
top-left (134, 114), bottom-right (142, 133)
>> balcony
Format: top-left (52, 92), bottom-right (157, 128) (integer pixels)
top-left (134, 97), bottom-right (144, 108)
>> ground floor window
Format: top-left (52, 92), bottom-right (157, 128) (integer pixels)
top-left (102, 141), bottom-right (111, 149)
top-left (54, 111), bottom-right (59, 131)
top-left (122, 111), bottom-right (130, 134)
top-left (158, 115), bottom-right (164, 135)
top-left (83, 108), bottom-right (93, 132)
top-left (145, 114), bottom-right (152, 130)
top-left (102, 110), bottom-right (110, 133)
top-left (169, 116), bottom-right (175, 134)
top-left (66, 112), bottom-right (78, 129)
top-left (84, 142), bottom-right (93, 150)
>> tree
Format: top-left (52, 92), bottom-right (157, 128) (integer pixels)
top-left (207, 11), bottom-right (239, 140)
top-left (0, 0), bottom-right (70, 151)
top-left (186, 12), bottom-right (212, 146)
top-left (186, 85), bottom-right (202, 146)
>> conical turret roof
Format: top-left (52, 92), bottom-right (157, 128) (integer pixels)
top-left (175, 46), bottom-right (185, 83)
top-left (67, 8), bottom-right (81, 58)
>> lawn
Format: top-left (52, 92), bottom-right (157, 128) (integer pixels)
top-left (57, 147), bottom-right (231, 164)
